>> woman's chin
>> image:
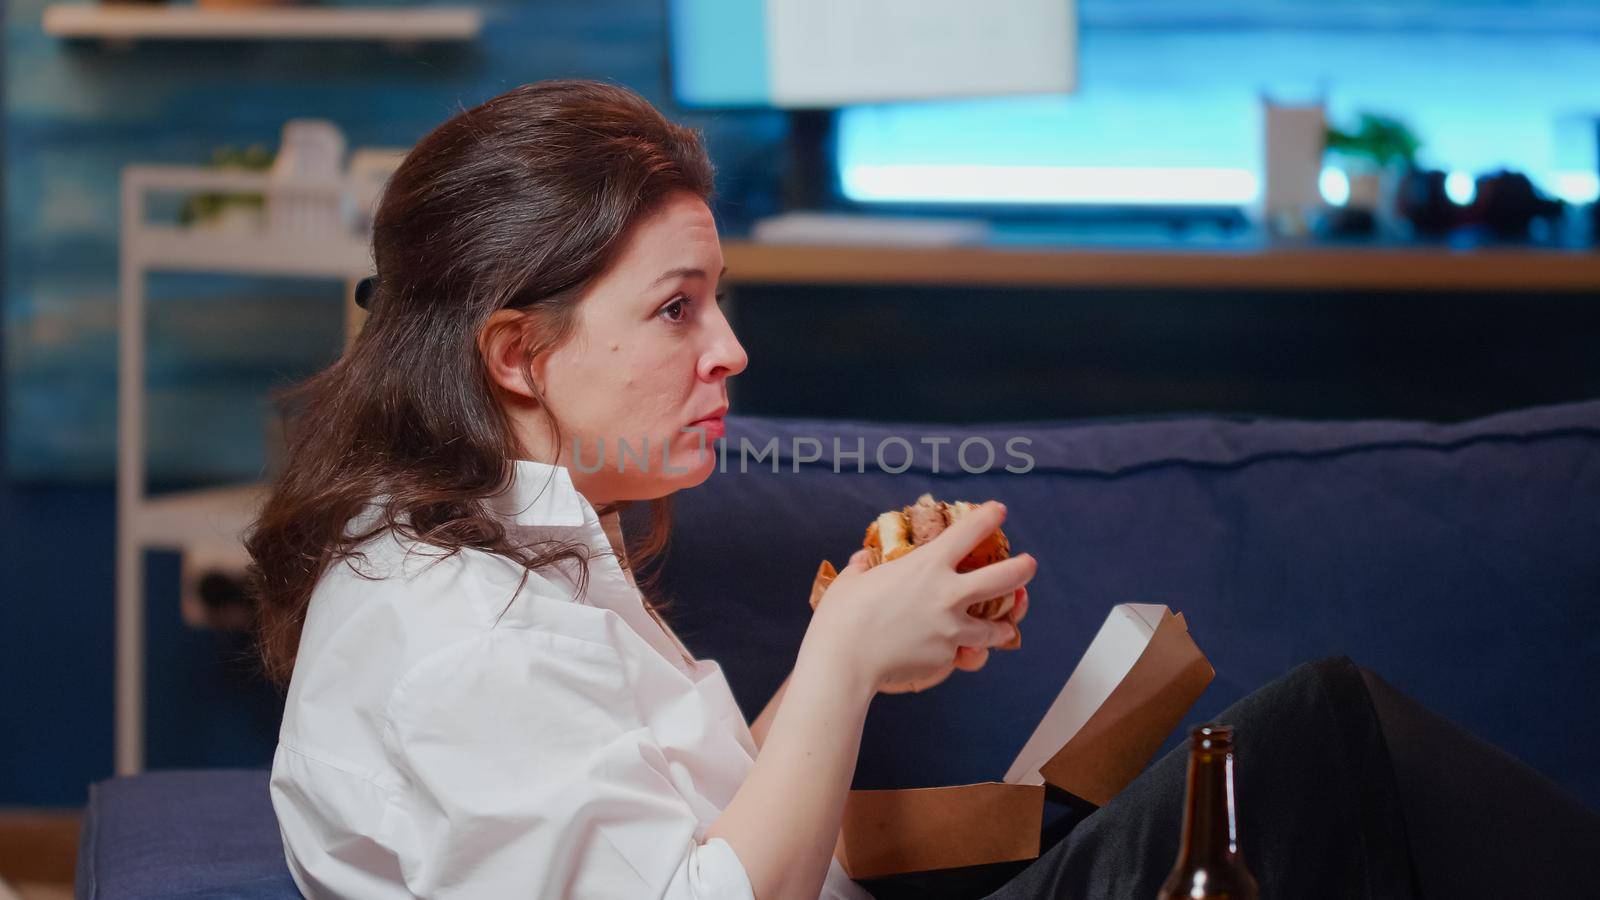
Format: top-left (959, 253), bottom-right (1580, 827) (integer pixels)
top-left (670, 444), bottom-right (718, 487)
top-left (672, 431), bottom-right (718, 469)
top-left (616, 445), bottom-right (715, 500)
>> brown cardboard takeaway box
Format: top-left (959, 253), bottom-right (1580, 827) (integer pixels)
top-left (833, 603), bottom-right (1214, 880)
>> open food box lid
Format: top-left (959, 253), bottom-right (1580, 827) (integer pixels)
top-left (835, 603), bottom-right (1214, 880)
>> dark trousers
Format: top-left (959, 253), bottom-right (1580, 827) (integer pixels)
top-left (860, 657), bottom-right (1600, 900)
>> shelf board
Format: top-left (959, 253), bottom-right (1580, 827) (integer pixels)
top-left (721, 241), bottom-right (1600, 292)
top-left (133, 483), bottom-right (268, 551)
top-left (43, 4), bottom-right (483, 42)
top-left (129, 224), bottom-right (371, 277)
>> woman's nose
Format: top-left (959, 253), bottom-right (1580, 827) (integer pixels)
top-left (700, 311), bottom-right (748, 381)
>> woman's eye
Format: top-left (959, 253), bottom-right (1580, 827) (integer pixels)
top-left (659, 296), bottom-right (689, 323)
top-left (659, 291), bottom-right (723, 324)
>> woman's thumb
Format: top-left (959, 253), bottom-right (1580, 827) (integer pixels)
top-left (843, 547), bottom-right (873, 573)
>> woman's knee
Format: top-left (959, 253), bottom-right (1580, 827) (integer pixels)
top-left (1205, 655), bottom-right (1380, 758)
top-left (1237, 655), bottom-right (1365, 713)
top-left (1290, 653), bottom-right (1364, 689)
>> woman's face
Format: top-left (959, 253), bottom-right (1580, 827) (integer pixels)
top-left (523, 191), bottom-right (746, 505)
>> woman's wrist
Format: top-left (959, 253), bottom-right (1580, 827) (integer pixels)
top-left (796, 625), bottom-right (879, 708)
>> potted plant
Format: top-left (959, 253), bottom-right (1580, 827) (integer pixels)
top-left (179, 143), bottom-right (275, 233)
top-left (1323, 113), bottom-right (1421, 237)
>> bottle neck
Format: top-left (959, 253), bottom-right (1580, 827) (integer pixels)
top-left (1178, 739), bottom-right (1242, 864)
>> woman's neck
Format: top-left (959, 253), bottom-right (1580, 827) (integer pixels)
top-left (597, 508), bottom-right (631, 572)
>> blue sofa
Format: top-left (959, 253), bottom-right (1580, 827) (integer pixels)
top-left (79, 400), bottom-right (1600, 897)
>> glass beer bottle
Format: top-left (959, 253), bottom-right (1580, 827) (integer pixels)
top-left (1157, 724), bottom-right (1258, 900)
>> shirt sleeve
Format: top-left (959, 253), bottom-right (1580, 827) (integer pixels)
top-left (378, 627), bottom-right (755, 900)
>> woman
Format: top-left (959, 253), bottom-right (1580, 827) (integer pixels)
top-left (250, 79), bottom-right (1598, 900)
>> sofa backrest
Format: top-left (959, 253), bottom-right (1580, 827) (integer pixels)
top-left (643, 400), bottom-right (1600, 808)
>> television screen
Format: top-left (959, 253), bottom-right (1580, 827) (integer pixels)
top-left (668, 0), bottom-right (1077, 109)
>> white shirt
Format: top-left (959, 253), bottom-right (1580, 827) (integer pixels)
top-left (270, 458), bottom-right (873, 899)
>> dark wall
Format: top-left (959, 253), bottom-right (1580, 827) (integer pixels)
top-left (0, 483), bottom-right (287, 807)
top-left (726, 284), bottom-right (1600, 424)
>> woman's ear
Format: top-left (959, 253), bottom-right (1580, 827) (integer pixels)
top-left (478, 308), bottom-right (543, 404)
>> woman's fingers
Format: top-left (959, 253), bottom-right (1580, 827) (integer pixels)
top-left (844, 547), bottom-right (873, 572)
top-left (954, 645), bottom-right (989, 672)
top-left (926, 500), bottom-right (1007, 567)
top-left (958, 615), bottom-right (1018, 651)
top-left (948, 591), bottom-right (1025, 678)
top-left (954, 553), bottom-right (1036, 607)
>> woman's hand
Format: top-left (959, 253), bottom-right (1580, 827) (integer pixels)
top-left (802, 501), bottom-right (1036, 697)
top-left (880, 586), bottom-right (1029, 693)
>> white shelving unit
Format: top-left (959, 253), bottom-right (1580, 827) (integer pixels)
top-left (44, 4), bottom-right (483, 44)
top-left (117, 164), bottom-right (373, 775)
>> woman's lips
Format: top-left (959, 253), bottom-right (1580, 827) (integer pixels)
top-left (687, 416), bottom-right (726, 441)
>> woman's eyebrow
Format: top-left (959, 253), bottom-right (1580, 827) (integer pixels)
top-left (648, 264), bottom-right (728, 289)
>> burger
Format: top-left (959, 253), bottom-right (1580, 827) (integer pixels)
top-left (808, 493), bottom-right (1023, 650)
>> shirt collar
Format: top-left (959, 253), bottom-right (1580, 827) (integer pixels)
top-left (486, 458), bottom-right (595, 529)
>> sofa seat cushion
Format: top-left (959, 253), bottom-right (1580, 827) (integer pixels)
top-left (77, 769), bottom-right (298, 899)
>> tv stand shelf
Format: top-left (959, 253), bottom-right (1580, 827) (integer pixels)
top-left (721, 240), bottom-right (1600, 293)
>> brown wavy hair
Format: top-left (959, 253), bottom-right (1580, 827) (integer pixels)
top-left (245, 79), bottom-right (716, 686)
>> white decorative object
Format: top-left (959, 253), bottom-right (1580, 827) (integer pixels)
top-left (273, 119), bottom-right (345, 181)
top-left (269, 119), bottom-right (348, 238)
top-left (1259, 96), bottom-right (1327, 237)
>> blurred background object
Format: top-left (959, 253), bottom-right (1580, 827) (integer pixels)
top-left (1464, 169), bottom-right (1566, 240)
top-left (264, 119), bottom-right (347, 237)
top-left (1322, 111), bottom-right (1420, 238)
top-left (1395, 167), bottom-right (1455, 238)
top-left (177, 143), bottom-right (272, 231)
top-left (196, 0), bottom-right (295, 10)
top-left (1258, 96), bottom-right (1327, 237)
top-left (1593, 117), bottom-right (1600, 239)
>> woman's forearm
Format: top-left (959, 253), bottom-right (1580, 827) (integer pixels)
top-left (749, 674), bottom-right (791, 751)
top-left (751, 671), bottom-right (853, 871)
top-left (707, 634), bottom-right (874, 900)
